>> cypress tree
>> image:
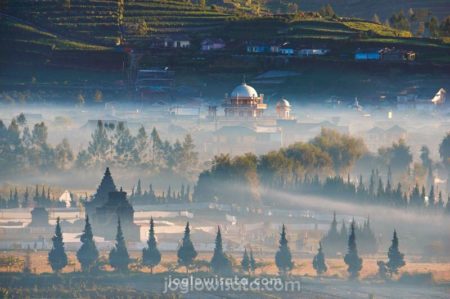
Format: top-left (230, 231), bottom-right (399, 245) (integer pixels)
top-left (210, 226), bottom-right (232, 274)
top-left (109, 218), bottom-right (130, 272)
top-left (241, 248), bottom-right (250, 274)
top-left (142, 217), bottom-right (161, 273)
top-left (77, 215), bottom-right (99, 272)
top-left (313, 242), bottom-right (327, 276)
top-left (249, 249), bottom-right (256, 274)
top-left (386, 230), bottom-right (405, 277)
top-left (275, 224), bottom-right (293, 276)
top-left (48, 217), bottom-right (68, 273)
top-left (344, 221), bottom-right (362, 279)
top-left (177, 222), bottom-right (197, 273)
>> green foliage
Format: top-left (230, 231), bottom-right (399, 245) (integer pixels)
top-left (389, 10), bottom-right (410, 31)
top-left (275, 224), bottom-right (293, 275)
top-left (427, 16), bottom-right (440, 37)
top-left (378, 139), bottom-right (412, 178)
top-left (48, 217), bottom-right (68, 273)
top-left (210, 226), bottom-right (232, 274)
top-left (386, 230), bottom-right (405, 276)
top-left (109, 218), bottom-right (130, 272)
top-left (142, 218), bottom-right (161, 273)
top-left (344, 221), bottom-right (362, 279)
top-left (177, 222), bottom-right (197, 272)
top-left (76, 215), bottom-right (99, 272)
top-left (311, 128), bottom-right (367, 175)
top-left (313, 242), bottom-right (327, 275)
top-left (241, 248), bottom-right (250, 274)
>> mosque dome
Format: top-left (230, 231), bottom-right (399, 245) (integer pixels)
top-left (276, 98), bottom-right (291, 108)
top-left (230, 83), bottom-right (258, 98)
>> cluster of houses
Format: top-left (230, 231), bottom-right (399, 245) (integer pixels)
top-left (142, 34), bottom-right (416, 64)
top-left (246, 41), bottom-right (330, 57)
top-left (355, 47), bottom-right (416, 62)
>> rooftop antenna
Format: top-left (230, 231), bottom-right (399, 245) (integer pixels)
top-left (243, 75), bottom-right (246, 84)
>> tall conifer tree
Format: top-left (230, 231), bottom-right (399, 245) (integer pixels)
top-left (344, 221), bottom-right (362, 279)
top-left (48, 217), bottom-right (68, 273)
top-left (109, 218), bottom-right (130, 272)
top-left (386, 230), bottom-right (405, 277)
top-left (313, 242), bottom-right (327, 276)
top-left (142, 217), bottom-right (161, 273)
top-left (275, 224), bottom-right (293, 276)
top-left (177, 222), bottom-right (197, 273)
top-left (210, 226), bottom-right (232, 274)
top-left (77, 215), bottom-right (99, 272)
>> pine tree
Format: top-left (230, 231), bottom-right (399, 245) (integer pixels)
top-left (313, 242), bottom-right (327, 276)
top-left (23, 245), bottom-right (32, 274)
top-left (436, 191), bottom-right (444, 210)
top-left (241, 248), bottom-right (250, 274)
top-left (410, 183), bottom-right (422, 207)
top-left (109, 218), bottom-right (130, 272)
top-left (386, 230), bottom-right (405, 277)
top-left (23, 187), bottom-right (29, 208)
top-left (177, 222), bottom-right (197, 273)
top-left (210, 226), bottom-right (232, 274)
top-left (249, 249), bottom-right (256, 274)
top-left (136, 179), bottom-right (142, 197)
top-left (48, 217), bottom-right (68, 273)
top-left (142, 217), bottom-right (161, 273)
top-left (344, 221), bottom-right (362, 279)
top-left (275, 224), bottom-right (293, 276)
top-left (420, 186), bottom-right (426, 207)
top-left (428, 185), bottom-right (435, 208)
top-left (77, 215), bottom-right (99, 272)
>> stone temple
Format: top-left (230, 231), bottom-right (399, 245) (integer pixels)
top-left (95, 188), bottom-right (140, 241)
top-left (85, 168), bottom-right (140, 241)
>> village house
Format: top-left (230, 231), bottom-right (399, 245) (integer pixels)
top-left (355, 48), bottom-right (382, 60)
top-left (163, 34), bottom-right (191, 48)
top-left (246, 42), bottom-right (270, 53)
top-left (279, 43), bottom-right (295, 55)
top-left (298, 48), bottom-right (330, 57)
top-left (355, 47), bottom-right (415, 62)
top-left (201, 38), bottom-right (225, 51)
top-left (381, 48), bottom-right (416, 61)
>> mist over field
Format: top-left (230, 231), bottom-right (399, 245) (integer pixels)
top-left (1, 0), bottom-right (450, 297)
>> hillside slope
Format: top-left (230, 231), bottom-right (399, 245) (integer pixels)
top-left (299, 0), bottom-right (450, 20)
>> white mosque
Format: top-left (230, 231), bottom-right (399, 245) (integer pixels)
top-left (222, 82), bottom-right (292, 119)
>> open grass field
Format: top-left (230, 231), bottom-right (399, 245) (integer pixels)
top-left (1, 251), bottom-right (449, 283)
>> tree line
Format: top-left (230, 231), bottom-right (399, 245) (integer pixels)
top-left (46, 216), bottom-right (405, 280)
top-left (0, 185), bottom-right (74, 209)
top-left (129, 179), bottom-right (192, 204)
top-left (194, 129), bottom-right (450, 211)
top-left (0, 114), bottom-right (199, 179)
top-left (321, 212), bottom-right (377, 257)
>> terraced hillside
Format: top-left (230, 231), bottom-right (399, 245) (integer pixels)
top-left (0, 13), bottom-right (109, 66)
top-left (2, 0), bottom-right (235, 46)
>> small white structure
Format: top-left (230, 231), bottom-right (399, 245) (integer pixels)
top-left (276, 98), bottom-right (292, 119)
top-left (59, 190), bottom-right (72, 208)
top-left (431, 88), bottom-right (446, 105)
